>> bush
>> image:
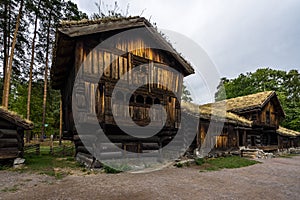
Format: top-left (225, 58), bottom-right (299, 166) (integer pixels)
top-left (175, 163), bottom-right (183, 168)
top-left (195, 158), bottom-right (205, 166)
top-left (103, 165), bottom-right (122, 173)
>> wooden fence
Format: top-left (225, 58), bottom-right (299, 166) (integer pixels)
top-left (24, 144), bottom-right (40, 155)
top-left (24, 143), bottom-right (74, 156)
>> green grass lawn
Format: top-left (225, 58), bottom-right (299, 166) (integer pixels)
top-left (1, 142), bottom-right (87, 179)
top-left (195, 156), bottom-right (260, 172)
top-left (20, 154), bottom-right (83, 178)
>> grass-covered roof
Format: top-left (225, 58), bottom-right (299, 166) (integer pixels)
top-left (0, 106), bottom-right (33, 130)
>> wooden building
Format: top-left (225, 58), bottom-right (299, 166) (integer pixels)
top-left (277, 126), bottom-right (300, 149)
top-left (0, 107), bottom-right (33, 160)
top-left (212, 91), bottom-right (285, 150)
top-left (182, 91), bottom-right (294, 155)
top-left (181, 102), bottom-right (253, 154)
top-left (51, 17), bottom-right (194, 159)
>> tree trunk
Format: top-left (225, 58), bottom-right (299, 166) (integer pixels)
top-left (26, 0), bottom-right (41, 143)
top-left (3, 1), bottom-right (9, 81)
top-left (2, 0), bottom-right (24, 108)
top-left (41, 10), bottom-right (52, 142)
top-left (1, 1), bottom-right (9, 105)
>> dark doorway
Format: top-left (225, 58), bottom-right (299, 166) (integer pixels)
top-left (239, 132), bottom-right (244, 146)
top-left (251, 136), bottom-right (256, 146)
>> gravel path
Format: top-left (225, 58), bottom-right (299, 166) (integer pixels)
top-left (1, 156), bottom-right (299, 200)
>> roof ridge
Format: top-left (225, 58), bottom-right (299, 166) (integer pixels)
top-left (181, 101), bottom-right (252, 126)
top-left (59, 16), bottom-right (144, 27)
top-left (225, 90), bottom-right (274, 101)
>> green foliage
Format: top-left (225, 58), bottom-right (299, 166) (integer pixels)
top-left (181, 84), bottom-right (193, 102)
top-left (13, 151), bottom-right (83, 178)
top-left (175, 162), bottom-right (183, 168)
top-left (103, 163), bottom-right (132, 173)
top-left (205, 156), bottom-right (259, 169)
top-left (0, 0), bottom-right (87, 139)
top-left (103, 165), bottom-right (122, 173)
top-left (63, 1), bottom-right (88, 20)
top-left (9, 79), bottom-right (61, 137)
top-left (0, 163), bottom-right (11, 170)
top-left (215, 68), bottom-right (300, 131)
top-left (195, 158), bottom-right (205, 165)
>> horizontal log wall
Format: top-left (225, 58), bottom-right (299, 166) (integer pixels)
top-left (0, 128), bottom-right (24, 159)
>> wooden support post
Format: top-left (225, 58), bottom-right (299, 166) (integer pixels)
top-left (236, 129), bottom-right (239, 148)
top-left (158, 140), bottom-right (163, 163)
top-left (50, 134), bottom-right (53, 155)
top-left (36, 144), bottom-right (40, 155)
top-left (277, 134), bottom-right (280, 150)
top-left (243, 130), bottom-right (247, 147)
top-left (59, 98), bottom-right (62, 146)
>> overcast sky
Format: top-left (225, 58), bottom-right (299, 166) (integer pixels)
top-left (72, 0), bottom-right (300, 103)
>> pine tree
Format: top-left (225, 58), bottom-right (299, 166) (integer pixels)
top-left (2, 0), bottom-right (24, 108)
top-left (26, 0), bottom-right (42, 122)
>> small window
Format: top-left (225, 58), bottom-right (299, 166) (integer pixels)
top-left (146, 96), bottom-right (153, 105)
top-left (169, 97), bottom-right (172, 103)
top-left (136, 95), bottom-right (144, 104)
top-left (154, 98), bottom-right (160, 104)
top-left (251, 114), bottom-right (257, 121)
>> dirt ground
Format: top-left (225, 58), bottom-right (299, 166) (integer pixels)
top-left (1, 156), bottom-right (300, 200)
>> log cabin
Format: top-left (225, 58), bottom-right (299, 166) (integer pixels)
top-left (212, 91), bottom-right (285, 151)
top-left (181, 102), bottom-right (253, 155)
top-left (182, 91), bottom-right (295, 156)
top-left (51, 17), bottom-right (194, 161)
top-left (0, 107), bottom-right (33, 160)
top-left (277, 126), bottom-right (300, 149)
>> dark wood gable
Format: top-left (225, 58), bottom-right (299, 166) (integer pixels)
top-left (51, 17), bottom-right (194, 90)
top-left (215, 91), bottom-right (285, 128)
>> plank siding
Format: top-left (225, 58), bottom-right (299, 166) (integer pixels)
top-left (52, 18), bottom-right (196, 159)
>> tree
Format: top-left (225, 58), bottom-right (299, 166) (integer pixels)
top-left (40, 1), bottom-right (53, 141)
top-left (181, 84), bottom-right (193, 102)
top-left (26, 0), bottom-right (41, 121)
top-left (2, 0), bottom-right (24, 108)
top-left (215, 68), bottom-right (300, 131)
top-left (1, 0), bottom-right (87, 141)
top-left (36, 0), bottom-right (88, 140)
top-left (0, 0), bottom-right (10, 82)
top-left (63, 0), bottom-right (88, 20)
